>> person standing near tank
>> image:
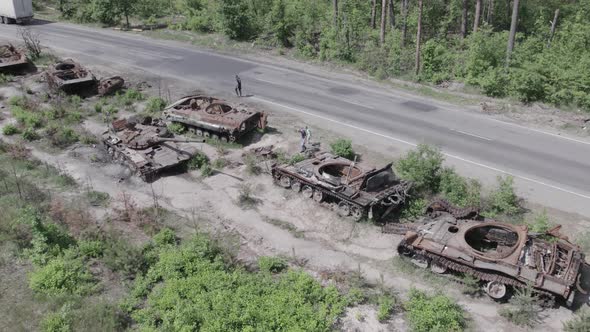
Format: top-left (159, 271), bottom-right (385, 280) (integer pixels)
top-left (235, 75), bottom-right (242, 97)
top-left (305, 126), bottom-right (311, 144)
top-left (299, 127), bottom-right (307, 152)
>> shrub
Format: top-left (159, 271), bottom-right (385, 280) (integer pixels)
top-left (186, 152), bottom-right (209, 171)
top-left (498, 285), bottom-right (540, 327)
top-left (396, 144), bottom-right (444, 193)
top-left (0, 73), bottom-right (12, 84)
top-left (86, 190), bottom-right (110, 207)
top-left (167, 122), bottom-right (185, 135)
top-left (49, 127), bottom-right (79, 147)
top-left (438, 167), bottom-right (481, 207)
top-left (243, 153), bottom-right (261, 175)
top-left (102, 235), bottom-right (148, 278)
top-left (145, 97), bottom-right (167, 113)
top-left (399, 197), bottom-right (428, 220)
top-left (29, 254), bottom-right (95, 295)
top-left (153, 228), bottom-right (177, 247)
top-left (330, 138), bottom-right (355, 160)
top-left (200, 163), bottom-right (213, 177)
top-left (405, 288), bottom-right (465, 332)
top-left (21, 127), bottom-right (40, 141)
top-left (484, 176), bottom-right (520, 217)
top-left (78, 240), bottom-right (104, 258)
top-left (288, 153), bottom-right (305, 165)
top-left (377, 295), bottom-right (395, 322)
top-left (528, 210), bottom-right (552, 234)
top-left (212, 158), bottom-right (227, 169)
top-left (563, 307), bottom-right (590, 332)
top-left (237, 183), bottom-right (260, 209)
top-left (461, 274), bottom-right (481, 296)
top-left (2, 124), bottom-right (19, 135)
top-left (258, 256), bottom-right (288, 273)
top-left (117, 89), bottom-right (144, 106)
top-left (41, 308), bottom-right (72, 332)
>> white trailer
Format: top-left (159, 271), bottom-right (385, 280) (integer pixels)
top-left (0, 0), bottom-right (33, 24)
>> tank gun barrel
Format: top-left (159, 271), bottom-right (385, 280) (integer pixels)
top-left (152, 137), bottom-right (206, 143)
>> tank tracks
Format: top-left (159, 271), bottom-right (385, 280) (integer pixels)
top-left (398, 240), bottom-right (557, 307)
top-left (425, 199), bottom-right (480, 220)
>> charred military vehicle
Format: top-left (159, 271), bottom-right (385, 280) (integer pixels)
top-left (162, 95), bottom-right (267, 143)
top-left (45, 59), bottom-right (97, 94)
top-left (0, 44), bottom-right (28, 72)
top-left (271, 151), bottom-right (412, 221)
top-left (397, 214), bottom-right (590, 306)
top-left (102, 117), bottom-right (205, 182)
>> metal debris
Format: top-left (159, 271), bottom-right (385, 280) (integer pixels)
top-left (271, 151), bottom-right (412, 221)
top-left (163, 95), bottom-right (268, 142)
top-left (397, 214), bottom-right (590, 307)
top-left (0, 44), bottom-right (28, 71)
top-left (98, 76), bottom-right (124, 96)
top-left (101, 116), bottom-right (205, 182)
top-left (45, 59), bottom-right (96, 94)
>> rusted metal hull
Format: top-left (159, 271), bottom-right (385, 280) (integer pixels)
top-left (163, 95), bottom-right (267, 142)
top-left (98, 76), bottom-right (124, 96)
top-left (271, 151), bottom-right (411, 221)
top-left (45, 59), bottom-right (96, 94)
top-left (397, 216), bottom-right (590, 306)
top-left (0, 44), bottom-right (28, 72)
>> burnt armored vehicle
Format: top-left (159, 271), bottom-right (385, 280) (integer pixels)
top-left (102, 117), bottom-right (205, 182)
top-left (45, 59), bottom-right (97, 94)
top-left (271, 151), bottom-right (412, 221)
top-left (0, 44), bottom-right (28, 72)
top-left (397, 215), bottom-right (590, 306)
top-left (162, 95), bottom-right (267, 143)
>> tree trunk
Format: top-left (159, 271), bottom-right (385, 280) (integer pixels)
top-left (415, 0), bottom-right (423, 75)
top-left (487, 0), bottom-right (494, 24)
top-left (547, 8), bottom-right (559, 48)
top-left (380, 0), bottom-right (387, 45)
top-left (473, 0), bottom-right (481, 32)
top-left (371, 0), bottom-right (377, 29)
top-left (506, 0), bottom-right (520, 65)
top-left (461, 0), bottom-right (468, 38)
top-left (401, 0), bottom-right (408, 47)
top-left (388, 0), bottom-right (396, 29)
top-left (333, 0), bottom-right (338, 26)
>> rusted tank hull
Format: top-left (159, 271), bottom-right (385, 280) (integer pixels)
top-left (271, 151), bottom-right (411, 221)
top-left (163, 95), bottom-right (267, 142)
top-left (0, 44), bottom-right (28, 72)
top-left (397, 216), bottom-right (590, 306)
top-left (45, 59), bottom-right (96, 94)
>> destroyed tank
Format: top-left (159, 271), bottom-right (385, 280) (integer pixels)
top-left (45, 59), bottom-right (96, 94)
top-left (271, 151), bottom-right (412, 221)
top-left (162, 95), bottom-right (267, 143)
top-left (397, 214), bottom-right (590, 306)
top-left (102, 117), bottom-right (205, 182)
top-left (0, 44), bottom-right (28, 72)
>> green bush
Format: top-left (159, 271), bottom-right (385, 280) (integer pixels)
top-left (186, 152), bottom-right (209, 170)
top-left (330, 138), bottom-right (355, 160)
top-left (396, 144), bottom-right (444, 193)
top-left (49, 127), bottom-right (79, 147)
top-left (399, 197), bottom-right (428, 220)
top-left (167, 122), bottom-right (185, 135)
top-left (200, 163), bottom-right (213, 177)
top-left (117, 89), bottom-right (144, 106)
top-left (145, 97), bottom-right (167, 113)
top-left (102, 235), bottom-right (148, 278)
top-left (438, 167), bottom-right (481, 207)
top-left (288, 153), bottom-right (305, 165)
top-left (2, 124), bottom-right (19, 135)
top-left (78, 240), bottom-right (104, 258)
top-left (484, 176), bottom-right (520, 217)
top-left (29, 254), bottom-right (95, 296)
top-left (405, 288), bottom-right (465, 332)
top-left (0, 73), bottom-right (12, 84)
top-left (41, 308), bottom-right (72, 332)
top-left (527, 210), bottom-right (552, 234)
top-left (563, 307), bottom-right (590, 332)
top-left (258, 256), bottom-right (288, 273)
top-left (86, 190), bottom-right (110, 206)
top-left (22, 127), bottom-right (40, 141)
top-left (12, 106), bottom-right (43, 128)
top-left (498, 285), bottom-right (540, 327)
top-left (377, 295), bottom-right (395, 322)
top-left (153, 228), bottom-right (177, 247)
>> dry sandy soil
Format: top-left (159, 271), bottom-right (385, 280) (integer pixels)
top-left (0, 59), bottom-right (587, 332)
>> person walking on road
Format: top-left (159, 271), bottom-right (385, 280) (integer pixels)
top-left (235, 75), bottom-right (242, 97)
top-left (299, 127), bottom-right (307, 152)
top-left (305, 126), bottom-right (311, 144)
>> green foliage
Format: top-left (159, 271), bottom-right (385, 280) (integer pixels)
top-left (243, 153), bottom-right (261, 175)
top-left (186, 152), bottom-right (209, 171)
top-left (377, 295), bottom-right (395, 322)
top-left (528, 210), bottom-right (552, 234)
top-left (498, 285), bottom-right (540, 327)
top-left (484, 176), bottom-right (521, 217)
top-left (405, 288), bottom-right (465, 332)
top-left (399, 197), bottom-right (428, 220)
top-left (86, 190), bottom-right (110, 207)
top-left (288, 153), bottom-right (305, 165)
top-left (461, 274), bottom-right (481, 296)
top-left (2, 124), bottom-right (19, 135)
top-left (145, 96), bottom-right (167, 113)
top-left (237, 183), bottom-right (259, 208)
top-left (0, 73), bottom-right (12, 84)
top-left (211, 158), bottom-right (227, 169)
top-left (41, 307), bottom-right (72, 332)
top-left (330, 138), bottom-right (355, 160)
top-left (200, 163), bottom-right (213, 177)
top-left (396, 144), bottom-right (444, 193)
top-left (49, 127), bottom-right (79, 147)
top-left (564, 307), bottom-right (590, 332)
top-left (78, 240), bottom-right (104, 258)
top-left (153, 228), bottom-right (177, 247)
top-left (102, 235), bottom-right (148, 278)
top-left (117, 89), bottom-right (144, 106)
top-left (29, 254), bottom-right (95, 296)
top-left (258, 256), bottom-right (288, 273)
top-left (167, 122), bottom-right (185, 135)
top-left (127, 233), bottom-right (347, 331)
top-left (576, 231), bottom-right (590, 255)
top-left (219, 0), bottom-right (254, 40)
top-left (438, 167), bottom-right (481, 207)
top-left (12, 106), bottom-right (43, 128)
top-left (420, 39), bottom-right (455, 84)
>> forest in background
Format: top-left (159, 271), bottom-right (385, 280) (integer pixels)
top-left (41, 0), bottom-right (590, 110)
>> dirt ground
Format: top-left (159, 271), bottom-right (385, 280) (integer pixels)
top-left (0, 59), bottom-right (586, 332)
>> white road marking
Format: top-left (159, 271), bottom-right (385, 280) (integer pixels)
top-left (451, 129), bottom-right (493, 141)
top-left (486, 117), bottom-right (590, 146)
top-left (252, 96), bottom-right (590, 201)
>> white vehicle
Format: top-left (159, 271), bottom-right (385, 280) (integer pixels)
top-left (0, 0), bottom-right (33, 24)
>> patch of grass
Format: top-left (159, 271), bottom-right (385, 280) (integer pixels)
top-left (264, 217), bottom-right (304, 238)
top-left (330, 138), bottom-right (355, 160)
top-left (483, 175), bottom-right (521, 218)
top-left (563, 307), bottom-right (590, 332)
top-left (391, 256), bottom-right (451, 287)
top-left (21, 127), bottom-right (40, 141)
top-left (41, 305), bottom-right (72, 332)
top-left (258, 256), bottom-right (288, 274)
top-left (200, 163), bottom-right (213, 177)
top-left (288, 153), bottom-right (305, 165)
top-left (116, 89), bottom-right (144, 106)
top-left (498, 285), bottom-right (541, 327)
top-left (186, 152), bottom-right (209, 171)
top-left (2, 124), bottom-right (19, 136)
top-left (48, 127), bottom-right (79, 148)
top-left (145, 96), bottom-right (167, 113)
top-left (212, 158), bottom-right (228, 169)
top-left (78, 240), bottom-right (104, 258)
top-left (377, 295), bottom-right (395, 322)
top-left (85, 190), bottom-right (110, 207)
top-left (33, 52), bottom-right (59, 66)
top-left (243, 153), bottom-right (261, 175)
top-left (399, 197), bottom-right (428, 221)
top-left (396, 143), bottom-right (444, 193)
top-left (167, 122), bottom-right (185, 135)
top-left (29, 253), bottom-right (96, 296)
top-left (404, 288), bottom-right (466, 332)
top-left (237, 183), bottom-right (260, 209)
top-left (461, 274), bottom-right (482, 296)
top-left (0, 73), bottom-right (13, 85)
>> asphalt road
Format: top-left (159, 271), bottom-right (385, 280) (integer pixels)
top-left (2, 21), bottom-right (590, 216)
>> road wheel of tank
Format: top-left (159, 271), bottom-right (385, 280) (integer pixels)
top-left (204, 131), bottom-right (211, 139)
top-left (196, 129), bottom-right (203, 137)
top-left (302, 185), bottom-right (313, 199)
top-left (291, 181), bottom-right (302, 193)
top-left (221, 136), bottom-right (228, 143)
top-left (351, 206), bottom-right (364, 221)
top-left (187, 127), bottom-right (196, 135)
top-left (313, 190), bottom-right (324, 203)
top-left (279, 175), bottom-right (291, 188)
top-left (211, 134), bottom-right (220, 141)
top-left (430, 262), bottom-right (448, 274)
top-left (337, 202), bottom-right (351, 217)
top-left (410, 256), bottom-right (429, 269)
top-left (485, 281), bottom-right (509, 301)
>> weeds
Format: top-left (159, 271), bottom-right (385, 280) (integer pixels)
top-left (167, 122), bottom-right (185, 135)
top-left (330, 138), bottom-right (355, 160)
top-left (498, 285), bottom-right (541, 327)
top-left (243, 153), bottom-right (261, 175)
top-left (405, 288), bottom-right (466, 332)
top-left (237, 183), bottom-right (260, 209)
top-left (86, 190), bottom-right (110, 207)
top-left (2, 124), bottom-right (19, 135)
top-left (258, 256), bottom-right (288, 273)
top-left (563, 307), bottom-right (590, 332)
top-left (376, 295), bottom-right (395, 322)
top-left (288, 153), bottom-right (305, 165)
top-left (264, 218), bottom-right (304, 238)
top-left (145, 96), bottom-right (167, 113)
top-left (212, 158), bottom-right (227, 169)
